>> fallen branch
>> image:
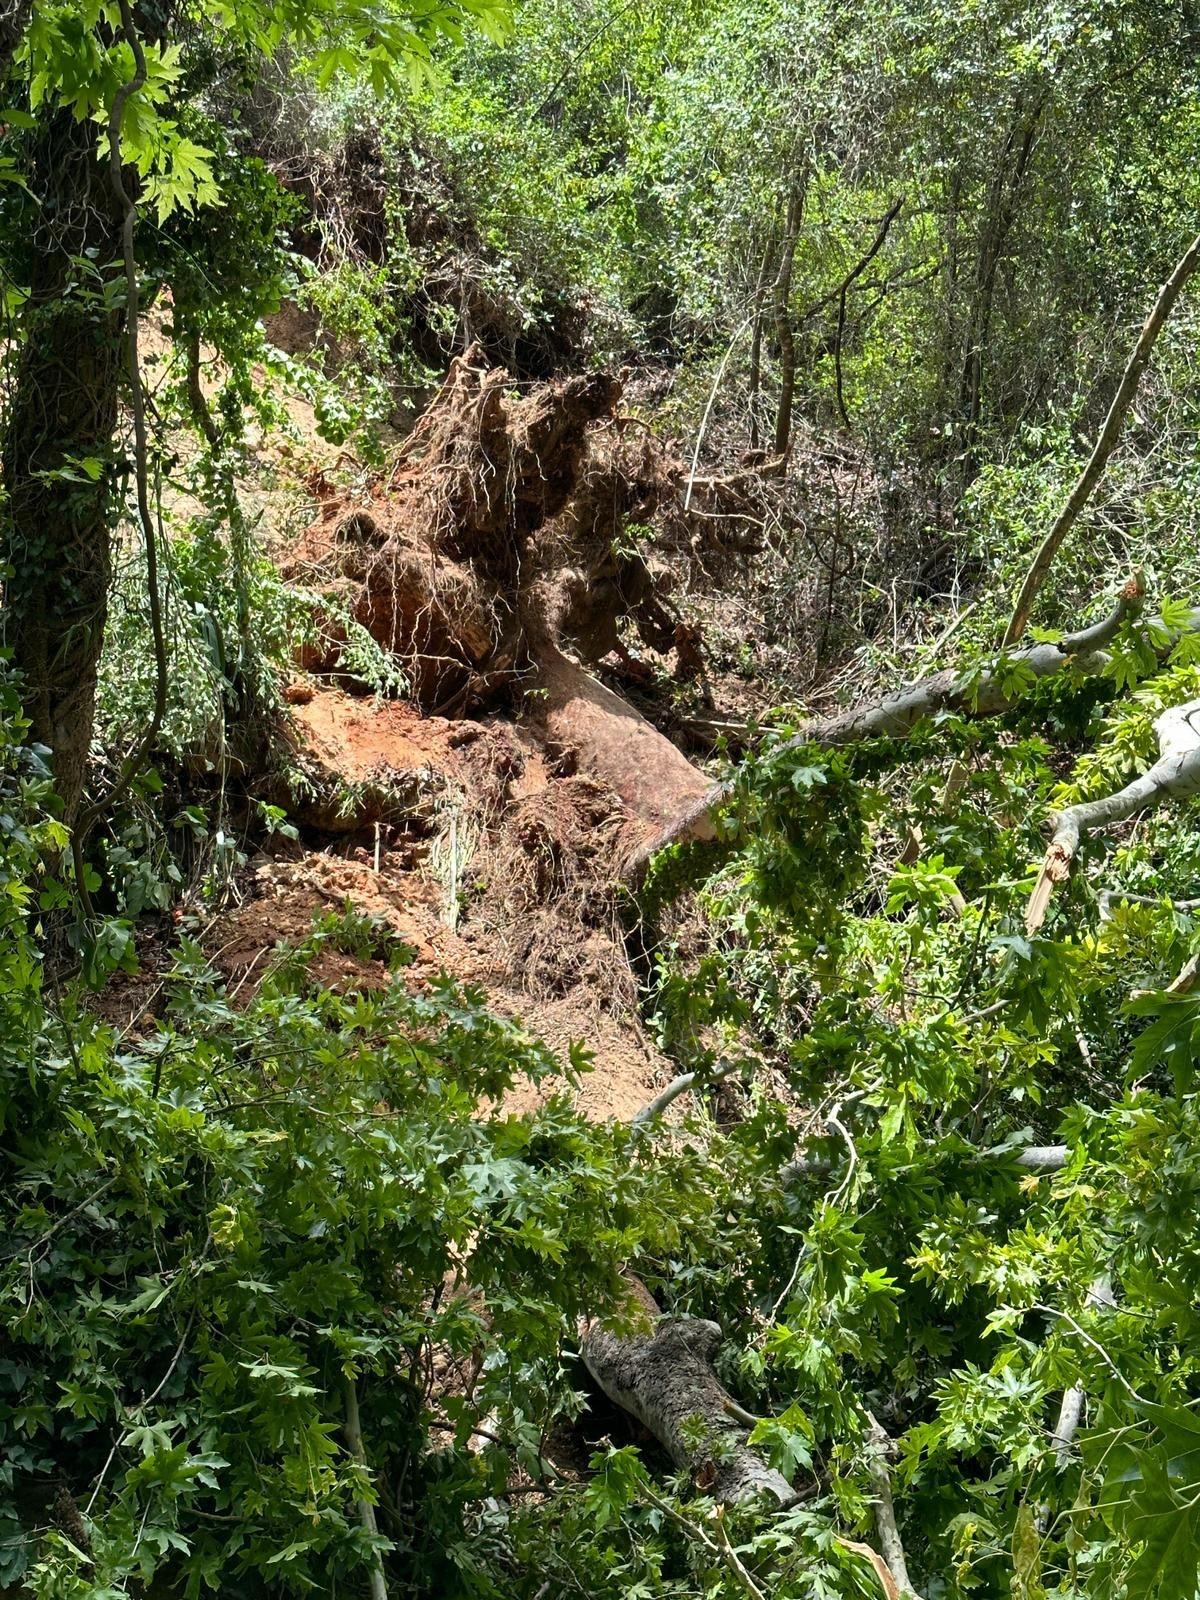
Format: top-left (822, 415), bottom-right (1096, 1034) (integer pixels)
top-left (1099, 889), bottom-right (1200, 917)
top-left (627, 579), bottom-right (1154, 877)
top-left (863, 1413), bottom-right (922, 1599)
top-left (632, 1060), bottom-right (738, 1127)
top-left (1015, 1145), bottom-right (1070, 1172)
top-left (1003, 231), bottom-right (1200, 647)
top-left (1026, 694), bottom-right (1200, 933)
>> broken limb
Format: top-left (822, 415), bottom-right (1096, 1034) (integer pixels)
top-left (1026, 694), bottom-right (1200, 933)
top-left (631, 1059), bottom-right (739, 1127)
top-left (626, 579), bottom-right (1155, 876)
top-left (581, 1280), bottom-right (795, 1506)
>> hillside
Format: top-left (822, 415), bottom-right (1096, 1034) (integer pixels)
top-left (6, 6), bottom-right (1200, 1600)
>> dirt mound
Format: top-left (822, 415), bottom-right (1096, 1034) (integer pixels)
top-left (224, 677), bottom-right (670, 1118)
top-left (242, 349), bottom-right (787, 1114)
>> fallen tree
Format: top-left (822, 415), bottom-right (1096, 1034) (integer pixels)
top-left (628, 579), bottom-right (1200, 927)
top-left (580, 1278), bottom-right (795, 1506)
top-left (625, 575), bottom-right (1156, 874)
top-left (286, 344), bottom-right (739, 842)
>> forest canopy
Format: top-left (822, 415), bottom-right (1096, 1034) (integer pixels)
top-left (4, 3), bottom-right (1200, 1599)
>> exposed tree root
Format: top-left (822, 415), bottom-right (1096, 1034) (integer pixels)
top-left (581, 1279), bottom-right (795, 1506)
top-left (286, 345), bottom-right (744, 851)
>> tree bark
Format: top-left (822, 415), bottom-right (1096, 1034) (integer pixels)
top-left (582, 1281), bottom-right (794, 1506)
top-left (2, 107), bottom-right (122, 822)
top-left (772, 179), bottom-right (805, 457)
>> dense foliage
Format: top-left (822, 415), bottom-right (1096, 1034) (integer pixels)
top-left (5, 0), bottom-right (1200, 1598)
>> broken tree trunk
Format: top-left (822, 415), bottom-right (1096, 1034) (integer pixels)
top-left (581, 1279), bottom-right (794, 1506)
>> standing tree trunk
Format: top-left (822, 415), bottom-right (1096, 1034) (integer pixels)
top-left (772, 177), bottom-right (806, 457)
top-left (955, 96), bottom-right (1043, 480)
top-left (2, 108), bottom-right (123, 822)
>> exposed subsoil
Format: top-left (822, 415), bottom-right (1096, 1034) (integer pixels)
top-left (217, 683), bottom-right (674, 1121)
top-left (188, 346), bottom-right (766, 1123)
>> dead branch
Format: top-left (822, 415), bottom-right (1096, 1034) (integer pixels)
top-left (1003, 231), bottom-right (1200, 646)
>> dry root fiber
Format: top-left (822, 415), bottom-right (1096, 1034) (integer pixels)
top-left (286, 345), bottom-right (731, 853)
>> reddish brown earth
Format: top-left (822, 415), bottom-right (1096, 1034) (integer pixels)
top-left (215, 681), bottom-right (673, 1120)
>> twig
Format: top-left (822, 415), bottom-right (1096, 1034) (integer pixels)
top-left (637, 1479), bottom-right (769, 1600)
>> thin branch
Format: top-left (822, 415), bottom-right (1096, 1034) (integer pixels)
top-left (684, 313), bottom-right (756, 513)
top-left (344, 1377), bottom-right (389, 1600)
top-left (835, 198), bottom-right (904, 431)
top-left (637, 1479), bottom-right (770, 1600)
top-left (1003, 232), bottom-right (1200, 646)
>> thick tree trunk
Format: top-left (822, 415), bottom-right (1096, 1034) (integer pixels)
top-left (2, 108), bottom-right (122, 822)
top-left (582, 1282), bottom-right (794, 1505)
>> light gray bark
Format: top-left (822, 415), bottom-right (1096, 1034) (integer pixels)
top-left (582, 1297), bottom-right (794, 1506)
top-left (865, 1413), bottom-right (922, 1598)
top-left (626, 584), bottom-right (1164, 877)
top-left (1028, 694), bottom-right (1200, 931)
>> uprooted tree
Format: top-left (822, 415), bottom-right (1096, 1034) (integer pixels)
top-left (287, 343), bottom-right (751, 847)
